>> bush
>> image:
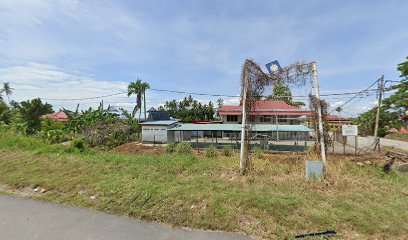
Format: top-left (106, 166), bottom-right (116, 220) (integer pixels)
top-left (70, 138), bottom-right (86, 152)
top-left (80, 121), bottom-right (136, 149)
top-left (222, 145), bottom-right (233, 157)
top-left (44, 129), bottom-right (68, 144)
top-left (41, 118), bottom-right (65, 132)
top-left (166, 142), bottom-right (176, 153)
top-left (206, 145), bottom-right (218, 158)
top-left (176, 142), bottom-right (192, 154)
top-left (253, 146), bottom-right (263, 159)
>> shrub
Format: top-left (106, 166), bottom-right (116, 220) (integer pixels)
top-left (206, 145), bottom-right (218, 158)
top-left (44, 129), bottom-right (67, 144)
top-left (253, 146), bottom-right (263, 159)
top-left (222, 145), bottom-right (233, 157)
top-left (176, 141), bottom-right (192, 154)
top-left (70, 138), bottom-right (86, 152)
top-left (80, 121), bottom-right (136, 149)
top-left (166, 142), bottom-right (176, 153)
top-left (41, 118), bottom-right (65, 132)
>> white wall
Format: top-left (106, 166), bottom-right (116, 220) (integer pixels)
top-left (142, 125), bottom-right (169, 143)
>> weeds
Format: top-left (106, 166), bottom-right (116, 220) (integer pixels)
top-left (222, 145), bottom-right (234, 157)
top-left (253, 146), bottom-right (263, 159)
top-left (206, 145), bottom-right (218, 158)
top-left (176, 141), bottom-right (192, 154)
top-left (166, 142), bottom-right (176, 153)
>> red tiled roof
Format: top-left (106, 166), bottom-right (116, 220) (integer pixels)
top-left (41, 112), bottom-right (70, 122)
top-left (219, 100), bottom-right (310, 116)
top-left (325, 115), bottom-right (351, 121)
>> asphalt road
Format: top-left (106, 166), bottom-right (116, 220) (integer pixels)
top-left (0, 195), bottom-right (252, 240)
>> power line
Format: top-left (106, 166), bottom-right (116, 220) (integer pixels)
top-left (329, 78), bottom-right (381, 114)
top-left (41, 87), bottom-right (383, 102)
top-left (41, 91), bottom-right (128, 101)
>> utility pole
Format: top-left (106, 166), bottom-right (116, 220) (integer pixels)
top-left (240, 76), bottom-right (248, 174)
top-left (312, 62), bottom-right (327, 165)
top-left (373, 75), bottom-right (384, 151)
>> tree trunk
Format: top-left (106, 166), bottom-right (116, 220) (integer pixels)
top-left (143, 91), bottom-right (147, 120)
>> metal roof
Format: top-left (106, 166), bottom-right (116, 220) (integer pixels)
top-left (169, 124), bottom-right (311, 132)
top-left (140, 120), bottom-right (179, 126)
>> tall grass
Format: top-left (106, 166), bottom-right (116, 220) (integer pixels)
top-left (0, 131), bottom-right (407, 239)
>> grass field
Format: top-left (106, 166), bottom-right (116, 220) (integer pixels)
top-left (0, 131), bottom-right (407, 239)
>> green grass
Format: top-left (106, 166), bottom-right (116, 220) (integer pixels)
top-left (0, 131), bottom-right (407, 239)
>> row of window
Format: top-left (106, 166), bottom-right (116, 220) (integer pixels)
top-left (226, 115), bottom-right (294, 123)
top-left (144, 128), bottom-right (166, 131)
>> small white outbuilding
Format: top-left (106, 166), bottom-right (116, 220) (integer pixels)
top-left (139, 120), bottom-right (179, 143)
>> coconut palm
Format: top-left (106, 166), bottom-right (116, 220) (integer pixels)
top-left (127, 79), bottom-right (143, 122)
top-left (2, 82), bottom-right (14, 104)
top-left (140, 82), bottom-right (150, 120)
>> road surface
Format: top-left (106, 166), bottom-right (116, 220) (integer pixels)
top-left (0, 195), bottom-right (252, 240)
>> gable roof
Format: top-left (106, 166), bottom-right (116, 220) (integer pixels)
top-left (147, 110), bottom-right (171, 121)
top-left (41, 112), bottom-right (70, 122)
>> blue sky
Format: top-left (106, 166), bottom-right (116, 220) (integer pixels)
top-left (0, 0), bottom-right (407, 117)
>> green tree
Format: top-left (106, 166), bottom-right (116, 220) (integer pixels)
top-left (0, 100), bottom-right (12, 124)
top-left (216, 98), bottom-right (223, 118)
top-left (127, 80), bottom-right (143, 122)
top-left (141, 81), bottom-right (150, 120)
top-left (127, 79), bottom-right (150, 122)
top-left (16, 98), bottom-right (53, 134)
top-left (162, 95), bottom-right (215, 121)
top-left (266, 85), bottom-right (305, 107)
top-left (2, 82), bottom-right (14, 104)
top-left (353, 56), bottom-right (408, 136)
top-left (382, 58), bottom-right (408, 119)
top-left (353, 108), bottom-right (401, 137)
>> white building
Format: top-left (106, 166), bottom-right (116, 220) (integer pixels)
top-left (139, 120), bottom-right (179, 143)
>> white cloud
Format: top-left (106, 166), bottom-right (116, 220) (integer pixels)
top-left (0, 62), bottom-right (129, 110)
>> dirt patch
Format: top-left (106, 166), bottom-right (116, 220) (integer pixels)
top-left (113, 142), bottom-right (166, 155)
top-left (0, 183), bottom-right (45, 198)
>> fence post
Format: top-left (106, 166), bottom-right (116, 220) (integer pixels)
top-left (343, 136), bottom-right (346, 155)
top-left (154, 135), bottom-right (155, 146)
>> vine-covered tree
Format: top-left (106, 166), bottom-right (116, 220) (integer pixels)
top-left (161, 95), bottom-right (215, 121)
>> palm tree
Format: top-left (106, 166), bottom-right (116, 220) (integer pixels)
top-left (2, 82), bottom-right (14, 104)
top-left (140, 82), bottom-right (150, 120)
top-left (127, 79), bottom-right (143, 122)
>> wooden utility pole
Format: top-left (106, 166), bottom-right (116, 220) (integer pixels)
top-left (373, 75), bottom-right (384, 151)
top-left (240, 76), bottom-right (248, 174)
top-left (312, 62), bottom-right (327, 165)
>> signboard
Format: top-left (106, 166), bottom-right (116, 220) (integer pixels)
top-left (265, 60), bottom-right (282, 75)
top-left (342, 125), bottom-right (358, 136)
top-left (306, 161), bottom-right (324, 181)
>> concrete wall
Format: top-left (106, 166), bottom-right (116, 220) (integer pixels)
top-left (142, 126), bottom-right (169, 143)
top-left (346, 135), bottom-right (408, 151)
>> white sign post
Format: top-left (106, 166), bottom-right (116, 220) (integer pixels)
top-left (342, 125), bottom-right (358, 155)
top-left (342, 125), bottom-right (358, 136)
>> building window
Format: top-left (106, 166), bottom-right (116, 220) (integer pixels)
top-left (260, 115), bottom-right (271, 122)
top-left (227, 115), bottom-right (238, 122)
top-left (278, 116), bottom-right (288, 123)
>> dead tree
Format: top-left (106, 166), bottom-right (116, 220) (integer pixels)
top-left (239, 59), bottom-right (314, 174)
